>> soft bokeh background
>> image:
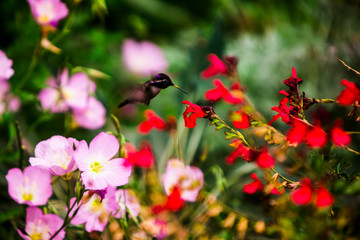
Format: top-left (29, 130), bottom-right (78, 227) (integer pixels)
top-left (1, 0), bottom-right (360, 239)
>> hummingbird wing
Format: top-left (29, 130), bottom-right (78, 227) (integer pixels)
top-left (118, 84), bottom-right (147, 108)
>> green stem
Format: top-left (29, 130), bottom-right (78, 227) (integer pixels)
top-left (270, 167), bottom-right (295, 184)
top-left (14, 120), bottom-right (25, 170)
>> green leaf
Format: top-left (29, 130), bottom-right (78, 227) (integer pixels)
top-left (210, 165), bottom-right (227, 193)
top-left (224, 131), bottom-right (237, 140)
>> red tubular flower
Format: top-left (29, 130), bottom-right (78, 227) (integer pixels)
top-left (331, 119), bottom-right (351, 146)
top-left (124, 141), bottom-right (154, 168)
top-left (269, 98), bottom-right (294, 125)
top-left (314, 187), bottom-right (334, 208)
top-left (232, 111), bottom-right (250, 129)
top-left (286, 119), bottom-right (308, 145)
top-left (182, 100), bottom-right (205, 128)
top-left (291, 179), bottom-right (313, 205)
top-left (205, 79), bottom-right (242, 104)
top-left (201, 54), bottom-right (228, 79)
top-left (337, 79), bottom-right (360, 105)
top-left (138, 109), bottom-right (166, 135)
top-left (305, 124), bottom-right (327, 148)
top-left (226, 140), bottom-right (253, 164)
top-left (243, 173), bottom-right (263, 194)
top-left (283, 67), bottom-right (303, 88)
top-left (255, 148), bottom-right (275, 168)
top-left (152, 186), bottom-right (184, 214)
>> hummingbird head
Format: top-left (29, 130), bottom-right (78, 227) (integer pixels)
top-left (152, 73), bottom-right (188, 94)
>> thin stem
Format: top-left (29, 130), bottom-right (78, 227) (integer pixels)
top-left (270, 167), bottom-right (295, 184)
top-left (337, 58), bottom-right (360, 76)
top-left (343, 146), bottom-right (360, 155)
top-left (14, 120), bottom-right (25, 170)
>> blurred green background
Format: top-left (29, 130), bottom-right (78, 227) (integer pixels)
top-left (1, 0), bottom-right (360, 239)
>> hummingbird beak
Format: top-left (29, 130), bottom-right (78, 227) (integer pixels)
top-left (173, 85), bottom-right (188, 94)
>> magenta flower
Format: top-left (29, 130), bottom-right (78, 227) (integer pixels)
top-left (29, 135), bottom-right (79, 176)
top-left (0, 50), bottom-right (14, 81)
top-left (162, 159), bottom-right (204, 202)
top-left (122, 39), bottom-right (168, 76)
top-left (113, 189), bottom-right (140, 219)
top-left (27, 0), bottom-right (68, 28)
top-left (17, 207), bottom-right (65, 240)
top-left (70, 187), bottom-right (118, 232)
top-left (72, 96), bottom-right (106, 130)
top-left (74, 132), bottom-right (132, 190)
top-left (5, 166), bottom-right (52, 206)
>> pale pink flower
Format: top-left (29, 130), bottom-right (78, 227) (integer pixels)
top-left (72, 96), bottom-right (106, 130)
top-left (0, 50), bottom-right (14, 81)
top-left (27, 0), bottom-right (68, 27)
top-left (5, 166), bottom-right (52, 206)
top-left (17, 207), bottom-right (65, 240)
top-left (162, 159), bottom-right (204, 202)
top-left (113, 189), bottom-right (140, 218)
top-left (70, 187), bottom-right (118, 232)
top-left (29, 135), bottom-right (79, 176)
top-left (122, 39), bottom-right (168, 76)
top-left (74, 132), bottom-right (132, 190)
top-left (141, 218), bottom-right (168, 239)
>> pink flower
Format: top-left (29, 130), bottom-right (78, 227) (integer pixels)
top-left (5, 166), bottom-right (52, 206)
top-left (29, 135), bottom-right (79, 176)
top-left (27, 0), bottom-right (68, 28)
top-left (162, 159), bottom-right (203, 202)
top-left (113, 189), bottom-right (140, 218)
top-left (17, 207), bottom-right (65, 240)
top-left (0, 81), bottom-right (21, 115)
top-left (243, 173), bottom-right (263, 194)
top-left (72, 96), bottom-right (106, 130)
top-left (74, 132), bottom-right (132, 190)
top-left (201, 54), bottom-right (228, 79)
top-left (0, 50), bottom-right (14, 81)
top-left (71, 187), bottom-right (118, 232)
top-left (122, 39), bottom-right (168, 77)
top-left (141, 218), bottom-right (168, 239)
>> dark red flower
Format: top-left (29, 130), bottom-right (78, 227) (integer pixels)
top-left (138, 109), bottom-right (166, 135)
top-left (305, 124), bottom-right (327, 148)
top-left (255, 148), bottom-right (275, 168)
top-left (337, 79), bottom-right (360, 105)
top-left (291, 179), bottom-right (313, 205)
top-left (201, 54), bottom-right (228, 79)
top-left (331, 119), bottom-right (351, 146)
top-left (232, 111), bottom-right (250, 129)
top-left (269, 98), bottom-right (295, 125)
top-left (124, 141), bottom-right (154, 168)
top-left (314, 187), bottom-right (334, 208)
top-left (283, 67), bottom-right (303, 88)
top-left (226, 140), bottom-right (253, 164)
top-left (286, 119), bottom-right (308, 145)
top-left (205, 79), bottom-right (242, 104)
top-left (182, 100), bottom-right (205, 128)
top-left (243, 173), bottom-right (263, 194)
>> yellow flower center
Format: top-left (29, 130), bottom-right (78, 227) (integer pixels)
top-left (91, 161), bottom-right (102, 173)
top-left (37, 15), bottom-right (49, 24)
top-left (22, 192), bottom-right (33, 201)
top-left (30, 232), bottom-right (43, 240)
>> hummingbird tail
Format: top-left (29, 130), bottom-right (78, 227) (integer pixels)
top-left (118, 99), bottom-right (130, 108)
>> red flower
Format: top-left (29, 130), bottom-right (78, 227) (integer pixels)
top-left (226, 140), bottom-right (253, 164)
top-left (255, 148), bottom-right (275, 168)
top-left (232, 111), bottom-right (250, 129)
top-left (201, 54), bottom-right (228, 79)
top-left (283, 67), bottom-right (303, 88)
top-left (305, 124), bottom-right (327, 148)
top-left (286, 119), bottom-right (308, 145)
top-left (337, 79), bottom-right (360, 105)
top-left (182, 100), bottom-right (205, 128)
top-left (138, 109), bottom-right (166, 135)
top-left (291, 179), bottom-right (313, 205)
top-left (205, 79), bottom-right (242, 104)
top-left (269, 98), bottom-right (295, 125)
top-left (314, 187), bottom-right (334, 208)
top-left (152, 186), bottom-right (184, 214)
top-left (331, 119), bottom-right (351, 146)
top-left (124, 141), bottom-right (154, 168)
top-left (243, 173), bottom-right (263, 194)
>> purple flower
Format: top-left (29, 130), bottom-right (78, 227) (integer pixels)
top-left (27, 0), bottom-right (68, 28)
top-left (70, 187), bottom-right (118, 232)
top-left (72, 96), bottom-right (106, 130)
top-left (5, 166), bottom-right (52, 206)
top-left (74, 132), bottom-right (132, 190)
top-left (29, 135), bottom-right (79, 176)
top-left (162, 159), bottom-right (204, 202)
top-left (113, 189), bottom-right (140, 219)
top-left (17, 207), bottom-right (65, 240)
top-left (122, 39), bottom-right (168, 77)
top-left (0, 50), bottom-right (14, 81)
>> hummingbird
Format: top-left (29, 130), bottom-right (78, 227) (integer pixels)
top-left (118, 73), bottom-right (188, 108)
